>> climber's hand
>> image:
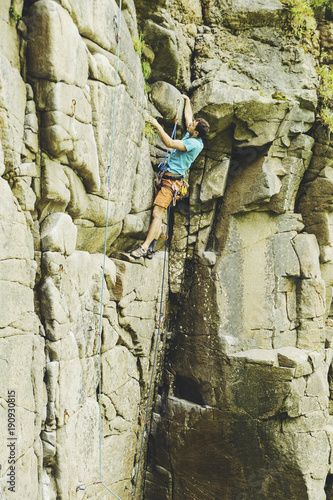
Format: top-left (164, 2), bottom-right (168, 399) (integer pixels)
top-left (148, 116), bottom-right (159, 128)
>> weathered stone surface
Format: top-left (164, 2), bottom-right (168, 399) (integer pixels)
top-left (150, 81), bottom-right (184, 121)
top-left (131, 139), bottom-right (155, 213)
top-left (40, 156), bottom-right (71, 214)
top-left (297, 278), bottom-right (326, 319)
top-left (273, 232), bottom-right (300, 277)
top-left (144, 18), bottom-right (180, 86)
top-left (200, 157), bottom-right (230, 202)
top-left (1, 0), bottom-right (333, 498)
top-left (293, 233), bottom-right (321, 278)
top-left (42, 116), bottom-right (100, 193)
top-left (0, 0), bottom-right (22, 69)
top-left (277, 347), bottom-right (313, 378)
top-left (102, 346), bottom-right (140, 420)
top-left (88, 80), bottom-right (142, 198)
top-left (75, 220), bottom-right (123, 253)
top-left (221, 0), bottom-right (285, 30)
top-left (0, 53), bottom-right (26, 169)
top-left (41, 213), bottom-right (77, 255)
top-left (27, 0), bottom-right (89, 87)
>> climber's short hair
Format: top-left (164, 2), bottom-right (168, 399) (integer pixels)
top-left (195, 118), bottom-right (210, 139)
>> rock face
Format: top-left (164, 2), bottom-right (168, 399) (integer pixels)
top-left (1, 0), bottom-right (333, 499)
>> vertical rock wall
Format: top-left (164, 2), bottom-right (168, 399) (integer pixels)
top-left (2, 0), bottom-right (333, 499)
top-left (139, 1), bottom-right (333, 500)
top-left (1, 0), bottom-right (166, 498)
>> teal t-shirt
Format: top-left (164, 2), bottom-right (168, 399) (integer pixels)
top-left (166, 132), bottom-right (203, 176)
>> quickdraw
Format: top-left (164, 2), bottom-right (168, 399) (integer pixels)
top-left (113, 16), bottom-right (120, 43)
top-left (162, 224), bottom-right (169, 241)
top-left (138, 404), bottom-right (147, 426)
top-left (125, 486), bottom-right (136, 498)
top-left (158, 178), bottom-right (188, 207)
top-left (172, 182), bottom-right (178, 206)
top-left (71, 99), bottom-right (76, 117)
top-left (59, 264), bottom-right (64, 297)
top-left (88, 326), bottom-right (100, 336)
top-left (181, 179), bottom-right (188, 197)
top-left (64, 410), bottom-right (69, 425)
top-left (76, 481), bottom-right (102, 492)
top-left (156, 313), bottom-right (164, 328)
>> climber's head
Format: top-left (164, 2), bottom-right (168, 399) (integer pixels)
top-left (188, 118), bottom-right (210, 139)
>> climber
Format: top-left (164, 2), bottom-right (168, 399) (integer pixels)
top-left (130, 94), bottom-right (210, 259)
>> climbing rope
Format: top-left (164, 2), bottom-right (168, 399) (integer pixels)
top-left (76, 1), bottom-right (178, 495)
top-left (76, 2), bottom-right (124, 500)
top-left (133, 204), bottom-right (171, 498)
top-left (94, 1), bottom-right (123, 498)
top-left (132, 106), bottom-right (179, 496)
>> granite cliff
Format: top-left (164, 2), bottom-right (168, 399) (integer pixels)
top-left (1, 0), bottom-right (333, 498)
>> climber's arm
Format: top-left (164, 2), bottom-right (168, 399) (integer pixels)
top-left (148, 117), bottom-right (186, 151)
top-left (181, 94), bottom-right (193, 128)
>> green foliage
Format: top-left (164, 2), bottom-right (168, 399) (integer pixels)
top-left (271, 91), bottom-right (288, 100)
top-left (9, 4), bottom-right (21, 23)
top-left (320, 107), bottom-right (333, 131)
top-left (141, 60), bottom-right (152, 94)
top-left (283, 0), bottom-right (333, 39)
top-left (141, 60), bottom-right (151, 81)
top-left (317, 65), bottom-right (333, 132)
top-left (284, 0), bottom-right (316, 38)
top-left (321, 49), bottom-right (329, 62)
top-left (143, 121), bottom-right (157, 141)
top-left (132, 33), bottom-right (145, 57)
top-left (132, 33), bottom-right (153, 95)
top-left (318, 65), bottom-right (333, 102)
top-left (311, 0), bottom-right (333, 8)
top-left (144, 82), bottom-right (151, 94)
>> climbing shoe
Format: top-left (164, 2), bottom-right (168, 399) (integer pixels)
top-left (146, 249), bottom-right (153, 260)
top-left (130, 246), bottom-right (148, 259)
top-left (146, 239), bottom-right (157, 260)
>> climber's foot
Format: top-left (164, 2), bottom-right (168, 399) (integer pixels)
top-left (130, 246), bottom-right (148, 259)
top-left (146, 249), bottom-right (153, 260)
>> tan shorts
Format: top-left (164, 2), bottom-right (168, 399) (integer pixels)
top-left (153, 179), bottom-right (183, 209)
